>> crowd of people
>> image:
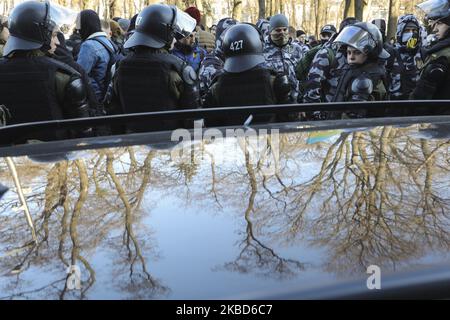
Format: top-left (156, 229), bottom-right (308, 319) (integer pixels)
top-left (1, 0), bottom-right (450, 140)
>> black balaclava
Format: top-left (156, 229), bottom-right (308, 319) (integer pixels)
top-left (128, 14), bottom-right (139, 33)
top-left (79, 9), bottom-right (102, 41)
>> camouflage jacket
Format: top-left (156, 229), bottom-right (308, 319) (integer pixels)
top-left (388, 46), bottom-right (422, 100)
top-left (263, 40), bottom-right (308, 102)
top-left (388, 14), bottom-right (425, 100)
top-left (303, 44), bottom-right (347, 103)
top-left (198, 18), bottom-right (236, 104)
top-left (198, 51), bottom-right (224, 102)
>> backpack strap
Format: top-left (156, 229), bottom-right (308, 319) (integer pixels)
top-left (326, 47), bottom-right (336, 69)
top-left (296, 45), bottom-right (322, 81)
top-left (89, 37), bottom-right (116, 99)
top-left (90, 37), bottom-right (115, 56)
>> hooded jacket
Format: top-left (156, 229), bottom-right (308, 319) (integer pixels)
top-left (76, 10), bottom-right (114, 102)
top-left (388, 14), bottom-right (424, 100)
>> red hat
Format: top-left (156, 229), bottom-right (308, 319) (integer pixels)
top-left (185, 6), bottom-right (201, 25)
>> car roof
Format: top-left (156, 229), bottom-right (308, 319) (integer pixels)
top-left (1, 111), bottom-right (450, 299)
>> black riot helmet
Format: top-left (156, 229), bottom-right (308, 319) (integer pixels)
top-left (339, 17), bottom-right (359, 33)
top-left (417, 0), bottom-right (450, 24)
top-left (3, 0), bottom-right (56, 57)
top-left (334, 22), bottom-right (390, 60)
top-left (124, 4), bottom-right (196, 49)
top-left (222, 24), bottom-right (265, 73)
top-left (320, 24), bottom-right (337, 37)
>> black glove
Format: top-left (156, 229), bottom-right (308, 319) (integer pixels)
top-left (273, 74), bottom-right (291, 104)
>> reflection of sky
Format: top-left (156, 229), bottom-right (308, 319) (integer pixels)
top-left (145, 195), bottom-right (335, 299)
top-left (1, 125), bottom-right (450, 299)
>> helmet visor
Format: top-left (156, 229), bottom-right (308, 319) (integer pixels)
top-left (48, 2), bottom-right (78, 27)
top-left (173, 7), bottom-right (197, 40)
top-left (334, 25), bottom-right (371, 53)
top-left (416, 0), bottom-right (450, 21)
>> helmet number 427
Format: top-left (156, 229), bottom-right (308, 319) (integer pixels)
top-left (230, 40), bottom-right (244, 51)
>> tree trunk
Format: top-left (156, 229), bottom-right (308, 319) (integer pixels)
top-left (344, 0), bottom-right (355, 19)
top-left (337, 0), bottom-right (345, 27)
top-left (363, 0), bottom-right (372, 22)
top-left (279, 0), bottom-right (284, 15)
top-left (302, 0), bottom-right (308, 32)
top-left (258, 0), bottom-right (265, 19)
top-left (314, 0), bottom-right (319, 37)
top-left (232, 0), bottom-right (242, 21)
top-left (405, 0), bottom-right (415, 14)
top-left (109, 0), bottom-right (117, 19)
top-left (290, 1), bottom-right (297, 29)
top-left (343, 0), bottom-right (366, 21)
top-left (387, 0), bottom-right (400, 41)
top-left (354, 0), bottom-right (366, 21)
top-left (201, 0), bottom-right (213, 28)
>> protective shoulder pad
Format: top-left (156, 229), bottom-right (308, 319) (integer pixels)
top-left (273, 73), bottom-right (291, 95)
top-left (153, 53), bottom-right (197, 84)
top-left (39, 56), bottom-right (81, 78)
top-left (351, 75), bottom-right (374, 95)
top-left (182, 65), bottom-right (197, 85)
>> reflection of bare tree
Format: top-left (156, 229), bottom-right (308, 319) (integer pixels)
top-left (266, 127), bottom-right (450, 274)
top-left (60, 160), bottom-right (95, 300)
top-left (105, 151), bottom-right (168, 298)
top-left (2, 124), bottom-right (450, 295)
top-left (220, 151), bottom-right (306, 279)
top-left (0, 149), bottom-right (167, 299)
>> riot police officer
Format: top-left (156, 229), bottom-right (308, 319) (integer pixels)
top-left (204, 23), bottom-right (291, 126)
top-left (319, 24), bottom-right (337, 45)
top-left (411, 0), bottom-right (450, 106)
top-left (303, 17), bottom-right (359, 105)
top-left (329, 22), bottom-right (389, 118)
top-left (0, 0), bottom-right (90, 141)
top-left (263, 14), bottom-right (308, 103)
top-left (110, 4), bottom-right (200, 132)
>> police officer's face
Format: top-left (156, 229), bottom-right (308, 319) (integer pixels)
top-left (320, 32), bottom-right (331, 41)
top-left (270, 27), bottom-right (289, 44)
top-left (431, 20), bottom-right (450, 40)
top-left (271, 27), bottom-right (288, 36)
top-left (347, 47), bottom-right (367, 65)
top-left (48, 29), bottom-right (60, 55)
